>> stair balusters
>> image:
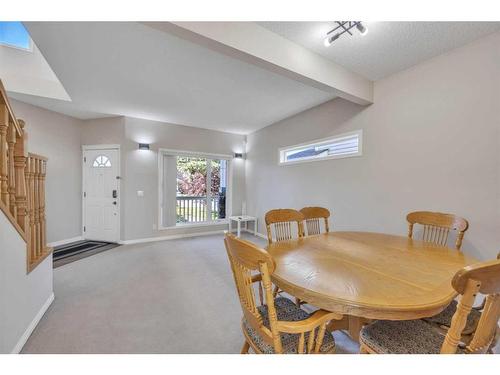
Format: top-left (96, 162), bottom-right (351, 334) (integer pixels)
top-left (0, 79), bottom-right (51, 272)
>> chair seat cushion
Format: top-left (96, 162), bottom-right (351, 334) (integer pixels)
top-left (422, 300), bottom-right (481, 335)
top-left (242, 297), bottom-right (335, 354)
top-left (360, 319), bottom-right (465, 354)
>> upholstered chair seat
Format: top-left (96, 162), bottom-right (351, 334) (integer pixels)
top-left (360, 319), bottom-right (465, 354)
top-left (423, 300), bottom-right (481, 335)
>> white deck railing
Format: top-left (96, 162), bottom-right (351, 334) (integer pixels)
top-left (176, 195), bottom-right (222, 223)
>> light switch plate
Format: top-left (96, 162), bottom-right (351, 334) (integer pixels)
top-left (137, 190), bottom-right (144, 197)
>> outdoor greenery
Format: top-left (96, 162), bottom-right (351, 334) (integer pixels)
top-left (175, 157), bottom-right (226, 223)
top-left (176, 157), bottom-right (221, 196)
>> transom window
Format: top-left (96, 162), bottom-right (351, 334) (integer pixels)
top-left (92, 155), bottom-right (112, 168)
top-left (279, 130), bottom-right (362, 165)
top-left (159, 150), bottom-right (230, 228)
top-left (0, 22), bottom-right (32, 51)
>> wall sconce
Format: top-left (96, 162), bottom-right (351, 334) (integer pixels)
top-left (138, 143), bottom-right (150, 150)
top-left (234, 153), bottom-right (243, 159)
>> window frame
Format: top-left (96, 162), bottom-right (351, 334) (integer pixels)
top-left (278, 130), bottom-right (363, 166)
top-left (158, 148), bottom-right (233, 230)
top-left (0, 22), bottom-right (34, 52)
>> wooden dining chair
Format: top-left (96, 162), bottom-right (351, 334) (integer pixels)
top-left (300, 207), bottom-right (330, 236)
top-left (422, 251), bottom-right (500, 346)
top-left (407, 211), bottom-right (469, 250)
top-left (224, 233), bottom-right (341, 354)
top-left (359, 258), bottom-right (500, 354)
top-left (265, 209), bottom-right (305, 244)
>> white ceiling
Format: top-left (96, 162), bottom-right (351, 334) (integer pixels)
top-left (0, 42), bottom-right (70, 102)
top-left (8, 22), bottom-right (500, 135)
top-left (258, 22), bottom-right (500, 80)
top-left (17, 22), bottom-right (336, 134)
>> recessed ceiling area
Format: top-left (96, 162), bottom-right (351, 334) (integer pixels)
top-left (258, 22), bottom-right (500, 80)
top-left (18, 22), bottom-right (337, 134)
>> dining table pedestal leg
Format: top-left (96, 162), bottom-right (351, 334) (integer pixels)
top-left (348, 316), bottom-right (364, 342)
top-left (327, 315), bottom-right (371, 343)
top-left (327, 315), bottom-right (349, 331)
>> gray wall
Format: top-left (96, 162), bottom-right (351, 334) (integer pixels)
top-left (10, 99), bottom-right (83, 244)
top-left (8, 31), bottom-right (499, 252)
top-left (3, 107), bottom-right (246, 244)
top-left (82, 116), bottom-right (246, 241)
top-left (0, 210), bottom-right (53, 353)
top-left (245, 32), bottom-right (500, 260)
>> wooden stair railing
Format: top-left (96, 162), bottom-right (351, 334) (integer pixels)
top-left (0, 79), bottom-right (51, 273)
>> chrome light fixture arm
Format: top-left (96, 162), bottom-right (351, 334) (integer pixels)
top-left (324, 21), bottom-right (367, 46)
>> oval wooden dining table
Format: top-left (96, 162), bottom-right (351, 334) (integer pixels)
top-left (266, 231), bottom-right (478, 341)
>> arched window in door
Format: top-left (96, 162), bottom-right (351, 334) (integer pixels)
top-left (92, 155), bottom-right (112, 168)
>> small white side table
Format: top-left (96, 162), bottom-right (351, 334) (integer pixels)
top-left (229, 215), bottom-right (257, 238)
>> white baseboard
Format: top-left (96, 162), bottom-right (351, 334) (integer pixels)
top-left (240, 228), bottom-right (267, 240)
top-left (253, 231), bottom-right (267, 240)
top-left (48, 236), bottom-right (83, 248)
top-left (256, 233), bottom-right (267, 240)
top-left (119, 227), bottom-right (266, 246)
top-left (118, 229), bottom-right (227, 245)
top-left (227, 228), bottom-right (267, 240)
top-left (11, 292), bottom-right (54, 354)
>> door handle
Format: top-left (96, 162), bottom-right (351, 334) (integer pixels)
top-left (112, 190), bottom-right (117, 198)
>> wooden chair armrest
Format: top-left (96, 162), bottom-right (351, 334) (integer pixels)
top-left (276, 310), bottom-right (343, 334)
top-left (251, 274), bottom-right (262, 283)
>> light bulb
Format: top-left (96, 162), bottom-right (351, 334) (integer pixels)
top-left (356, 22), bottom-right (368, 36)
top-left (324, 33), bottom-right (340, 47)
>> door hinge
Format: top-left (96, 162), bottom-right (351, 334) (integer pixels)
top-left (83, 226), bottom-right (86, 232)
top-left (84, 156), bottom-right (86, 163)
top-left (83, 191), bottom-right (86, 198)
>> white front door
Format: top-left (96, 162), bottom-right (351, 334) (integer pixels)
top-left (83, 148), bottom-right (120, 242)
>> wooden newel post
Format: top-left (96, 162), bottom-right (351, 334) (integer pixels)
top-left (7, 120), bottom-right (17, 217)
top-left (34, 158), bottom-right (41, 257)
top-left (26, 156), bottom-right (35, 261)
top-left (14, 120), bottom-right (28, 231)
top-left (40, 159), bottom-right (46, 252)
top-left (0, 104), bottom-right (9, 207)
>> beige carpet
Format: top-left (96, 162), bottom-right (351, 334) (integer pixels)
top-left (22, 233), bottom-right (359, 354)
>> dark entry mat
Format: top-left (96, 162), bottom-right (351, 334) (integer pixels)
top-left (53, 240), bottom-right (120, 268)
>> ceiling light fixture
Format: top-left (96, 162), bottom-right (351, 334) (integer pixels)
top-left (356, 22), bottom-right (368, 35)
top-left (323, 22), bottom-right (368, 46)
top-left (324, 33), bottom-right (340, 47)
